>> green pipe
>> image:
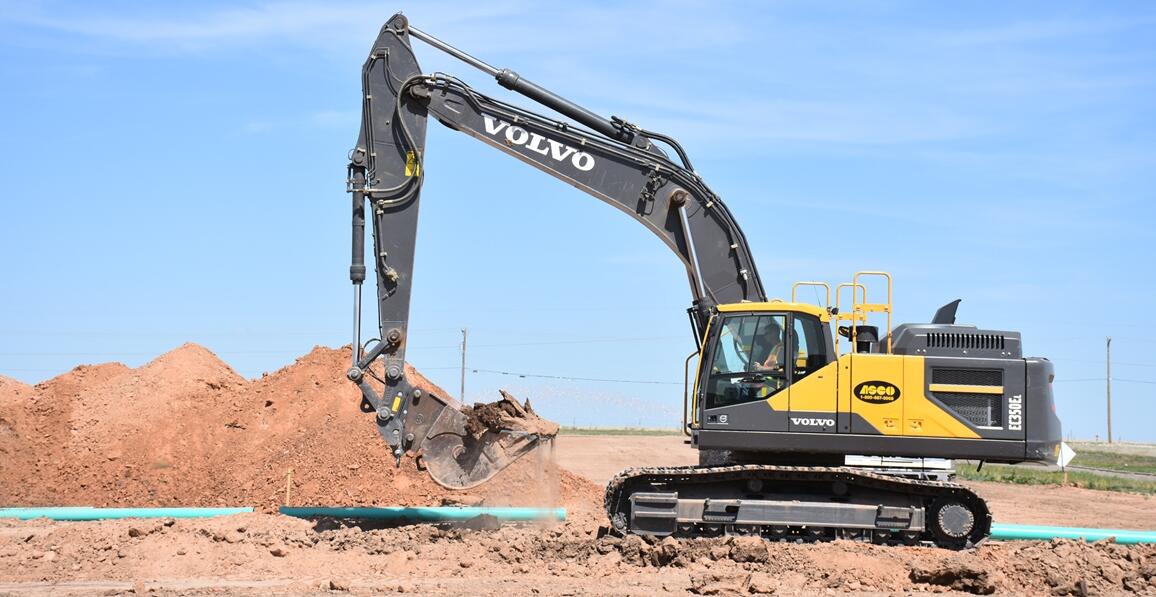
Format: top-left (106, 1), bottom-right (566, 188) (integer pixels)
top-left (279, 506), bottom-right (566, 522)
top-left (0, 507), bottom-right (253, 521)
top-left (991, 523), bottom-right (1156, 544)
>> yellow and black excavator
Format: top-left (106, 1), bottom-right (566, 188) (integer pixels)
top-left (343, 14), bottom-right (1063, 548)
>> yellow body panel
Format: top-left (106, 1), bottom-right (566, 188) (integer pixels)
top-left (836, 355), bottom-right (853, 420)
top-left (903, 358), bottom-right (980, 438)
top-left (766, 353), bottom-right (981, 439)
top-left (767, 360), bottom-right (839, 413)
top-left (847, 354), bottom-right (904, 433)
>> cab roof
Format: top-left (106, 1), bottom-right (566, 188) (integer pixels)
top-left (717, 300), bottom-right (829, 322)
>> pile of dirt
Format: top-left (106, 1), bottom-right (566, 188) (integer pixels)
top-left (0, 375), bottom-right (34, 482)
top-left (3, 513), bottom-right (1155, 595)
top-left (462, 391), bottom-right (559, 438)
top-left (0, 344), bottom-right (598, 512)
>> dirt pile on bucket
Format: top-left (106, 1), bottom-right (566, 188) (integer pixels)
top-left (0, 344), bottom-right (598, 511)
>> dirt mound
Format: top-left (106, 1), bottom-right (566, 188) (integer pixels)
top-left (0, 374), bottom-right (31, 397)
top-left (0, 344), bottom-right (594, 512)
top-left (0, 376), bottom-right (31, 464)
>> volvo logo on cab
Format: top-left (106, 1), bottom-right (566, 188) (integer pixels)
top-left (482, 114), bottom-right (596, 172)
top-left (791, 417), bottom-right (835, 427)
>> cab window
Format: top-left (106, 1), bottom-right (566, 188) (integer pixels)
top-left (705, 314), bottom-right (787, 409)
top-left (792, 313), bottom-right (831, 380)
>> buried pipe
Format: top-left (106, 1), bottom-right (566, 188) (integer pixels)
top-left (279, 506), bottom-right (566, 522)
top-left (991, 523), bottom-right (1156, 545)
top-left (9, 507), bottom-right (1147, 544)
top-left (0, 507), bottom-right (253, 521)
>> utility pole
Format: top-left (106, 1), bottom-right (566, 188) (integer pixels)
top-left (460, 328), bottom-right (468, 401)
top-left (1106, 336), bottom-right (1113, 444)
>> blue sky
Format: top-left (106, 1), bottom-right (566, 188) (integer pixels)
top-left (1, 1), bottom-right (1154, 441)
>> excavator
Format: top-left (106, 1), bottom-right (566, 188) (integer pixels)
top-left (343, 13), bottom-right (1063, 548)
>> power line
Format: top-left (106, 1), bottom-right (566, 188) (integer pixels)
top-left (407, 335), bottom-right (684, 350)
top-left (470, 368), bottom-right (680, 385)
top-left (1053, 377), bottom-right (1156, 385)
top-left (1048, 357), bottom-right (1156, 368)
top-left (0, 335), bottom-right (688, 357)
top-left (470, 335), bottom-right (683, 348)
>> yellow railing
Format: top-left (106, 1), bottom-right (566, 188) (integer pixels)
top-left (852, 271), bottom-right (893, 354)
top-left (791, 281), bottom-right (830, 309)
top-left (834, 282), bottom-right (865, 355)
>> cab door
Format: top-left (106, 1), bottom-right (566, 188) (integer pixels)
top-left (784, 313), bottom-right (839, 433)
top-left (699, 313), bottom-right (790, 432)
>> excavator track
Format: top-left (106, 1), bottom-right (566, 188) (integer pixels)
top-left (604, 465), bottom-right (990, 549)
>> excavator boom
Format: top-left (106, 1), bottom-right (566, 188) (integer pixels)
top-left (346, 13), bottom-right (766, 488)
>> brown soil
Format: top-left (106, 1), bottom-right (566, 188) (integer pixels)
top-left (3, 512), bottom-right (1155, 595)
top-left (0, 344), bottom-right (594, 511)
top-left (4, 346), bottom-right (1156, 595)
top-left (462, 390), bottom-right (560, 438)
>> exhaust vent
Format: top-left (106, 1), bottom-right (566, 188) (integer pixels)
top-left (931, 368), bottom-right (1003, 386)
top-left (926, 333), bottom-right (1006, 351)
top-left (936, 392), bottom-right (1003, 428)
top-left (890, 324), bottom-right (1022, 358)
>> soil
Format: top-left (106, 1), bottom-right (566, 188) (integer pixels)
top-left (3, 345), bottom-right (1156, 595)
top-left (0, 344), bottom-right (592, 511)
top-left (3, 512), bottom-right (1155, 595)
top-left (461, 391), bottom-right (559, 439)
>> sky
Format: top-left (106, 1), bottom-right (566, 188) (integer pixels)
top-left (1, 1), bottom-right (1154, 441)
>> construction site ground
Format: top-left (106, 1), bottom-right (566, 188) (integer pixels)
top-left (3, 345), bottom-right (1156, 595)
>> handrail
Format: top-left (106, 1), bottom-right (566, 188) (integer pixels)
top-left (834, 282), bottom-right (867, 355)
top-left (791, 281), bottom-right (831, 309)
top-left (688, 315), bottom-right (715, 428)
top-left (853, 271), bottom-right (893, 354)
top-left (682, 349), bottom-right (699, 437)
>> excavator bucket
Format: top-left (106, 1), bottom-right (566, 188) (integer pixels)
top-left (420, 391), bottom-right (559, 489)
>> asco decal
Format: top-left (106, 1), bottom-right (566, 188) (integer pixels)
top-left (854, 381), bottom-right (901, 404)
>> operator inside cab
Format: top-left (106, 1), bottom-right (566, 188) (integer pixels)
top-left (706, 305), bottom-right (833, 411)
top-left (709, 315), bottom-right (789, 407)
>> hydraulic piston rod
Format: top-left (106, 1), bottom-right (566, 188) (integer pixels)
top-left (408, 24), bottom-right (640, 146)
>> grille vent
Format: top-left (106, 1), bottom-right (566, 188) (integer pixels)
top-left (926, 333), bottom-right (1006, 350)
top-left (936, 392), bottom-right (1003, 427)
top-left (931, 368), bottom-right (1003, 386)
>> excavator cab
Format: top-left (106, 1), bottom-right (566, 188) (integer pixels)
top-left (696, 302), bottom-right (838, 434)
top-left (688, 271), bottom-right (1063, 468)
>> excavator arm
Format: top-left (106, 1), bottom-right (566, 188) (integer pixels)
top-left (345, 13), bottom-right (765, 489)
